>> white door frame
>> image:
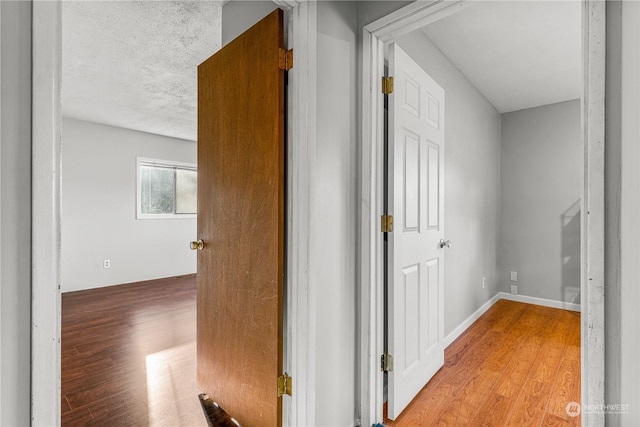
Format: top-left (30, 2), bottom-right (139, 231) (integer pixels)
top-left (31, 1), bottom-right (317, 426)
top-left (359, 1), bottom-right (606, 426)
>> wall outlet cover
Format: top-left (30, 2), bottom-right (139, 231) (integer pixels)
top-left (103, 259), bottom-right (111, 269)
top-left (511, 285), bottom-right (518, 295)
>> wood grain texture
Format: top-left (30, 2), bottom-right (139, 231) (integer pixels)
top-left (385, 300), bottom-right (581, 426)
top-left (197, 8), bottom-right (285, 427)
top-left (61, 275), bottom-right (206, 426)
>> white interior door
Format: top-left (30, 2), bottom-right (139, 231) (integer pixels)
top-left (387, 42), bottom-right (446, 420)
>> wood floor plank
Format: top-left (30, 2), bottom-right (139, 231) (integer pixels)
top-left (62, 408), bottom-right (94, 425)
top-left (390, 382), bottom-right (456, 426)
top-left (61, 352), bottom-right (115, 382)
top-left (466, 307), bottom-right (556, 426)
top-left (64, 365), bottom-right (147, 410)
top-left (542, 413), bottom-right (579, 427)
top-left (388, 302), bottom-right (533, 426)
top-left (434, 369), bottom-right (502, 426)
top-left (546, 344), bottom-right (580, 421)
top-left (505, 310), bottom-right (570, 426)
top-left (445, 301), bottom-right (527, 369)
top-left (61, 275), bottom-right (206, 427)
top-left (492, 308), bottom-right (558, 399)
top-left (85, 392), bottom-right (149, 425)
top-left (61, 395), bottom-right (72, 415)
top-left (468, 392), bottom-right (513, 427)
top-left (545, 311), bottom-right (581, 424)
top-left (385, 300), bottom-right (581, 427)
top-left (434, 304), bottom-right (544, 425)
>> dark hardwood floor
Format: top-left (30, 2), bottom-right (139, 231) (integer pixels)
top-left (385, 300), bottom-right (581, 426)
top-left (62, 275), bottom-right (207, 426)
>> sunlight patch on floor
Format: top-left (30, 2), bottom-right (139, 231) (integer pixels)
top-left (145, 342), bottom-right (207, 427)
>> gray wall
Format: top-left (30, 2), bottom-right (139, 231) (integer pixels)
top-left (0, 1), bottom-right (32, 424)
top-left (499, 100), bottom-right (581, 303)
top-left (315, 3), bottom-right (358, 424)
top-left (358, 0), bottom-right (413, 27)
top-left (61, 118), bottom-right (197, 292)
top-left (618, 0), bottom-right (640, 420)
top-left (605, 1), bottom-right (622, 422)
top-left (396, 30), bottom-right (502, 337)
top-left (606, 1), bottom-right (640, 425)
top-left (5, 2), bottom-right (637, 426)
top-left (222, 0), bottom-right (277, 47)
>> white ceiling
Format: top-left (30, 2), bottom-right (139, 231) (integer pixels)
top-left (421, 0), bottom-right (581, 113)
top-left (62, 1), bottom-right (222, 141)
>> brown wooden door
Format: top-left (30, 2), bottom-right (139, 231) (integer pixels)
top-left (196, 9), bottom-right (285, 427)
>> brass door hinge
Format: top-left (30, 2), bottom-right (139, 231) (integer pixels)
top-left (381, 353), bottom-right (394, 372)
top-left (277, 373), bottom-right (292, 397)
top-left (382, 76), bottom-right (394, 94)
top-left (381, 214), bottom-right (394, 233)
top-left (279, 48), bottom-right (293, 71)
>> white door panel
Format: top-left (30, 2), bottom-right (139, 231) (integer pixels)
top-left (388, 43), bottom-right (445, 420)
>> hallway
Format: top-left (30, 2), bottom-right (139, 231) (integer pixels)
top-left (385, 300), bottom-right (581, 426)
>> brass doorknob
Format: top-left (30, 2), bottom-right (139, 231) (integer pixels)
top-left (190, 239), bottom-right (205, 251)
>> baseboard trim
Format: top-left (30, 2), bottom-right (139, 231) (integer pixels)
top-left (443, 293), bottom-right (502, 347)
top-left (499, 292), bottom-right (581, 313)
top-left (444, 291), bottom-right (581, 349)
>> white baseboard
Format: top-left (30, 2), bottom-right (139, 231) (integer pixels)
top-left (443, 293), bottom-right (502, 347)
top-left (443, 291), bottom-right (581, 349)
top-left (499, 292), bottom-right (581, 313)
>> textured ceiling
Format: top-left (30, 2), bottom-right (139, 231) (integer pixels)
top-left (422, 1), bottom-right (581, 113)
top-left (62, 1), bottom-right (222, 141)
top-left (63, 1), bottom-right (581, 139)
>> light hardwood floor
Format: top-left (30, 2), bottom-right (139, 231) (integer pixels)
top-left (384, 299), bottom-right (581, 426)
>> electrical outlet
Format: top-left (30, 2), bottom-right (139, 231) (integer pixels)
top-left (510, 271), bottom-right (518, 282)
top-left (103, 259), bottom-right (111, 269)
top-left (482, 277), bottom-right (486, 289)
top-left (511, 285), bottom-right (518, 295)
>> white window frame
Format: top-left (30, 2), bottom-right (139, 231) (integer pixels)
top-left (136, 157), bottom-right (197, 220)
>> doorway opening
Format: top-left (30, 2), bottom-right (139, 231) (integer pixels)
top-left (360, 1), bottom-right (605, 426)
top-left (33, 1), bottom-right (316, 426)
top-left (59, 2), bottom-right (216, 424)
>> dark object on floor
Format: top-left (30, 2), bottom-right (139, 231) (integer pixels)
top-left (199, 393), bottom-right (241, 427)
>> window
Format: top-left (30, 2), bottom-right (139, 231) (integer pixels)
top-left (137, 157), bottom-right (197, 219)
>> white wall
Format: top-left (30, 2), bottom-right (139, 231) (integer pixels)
top-left (315, 2), bottom-right (358, 425)
top-left (499, 100), bottom-right (581, 304)
top-left (0, 1), bottom-right (32, 424)
top-left (61, 118), bottom-right (196, 292)
top-left (396, 30), bottom-right (502, 337)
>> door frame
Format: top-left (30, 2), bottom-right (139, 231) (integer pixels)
top-left (359, 1), bottom-right (606, 425)
top-left (30, 1), bottom-right (317, 426)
